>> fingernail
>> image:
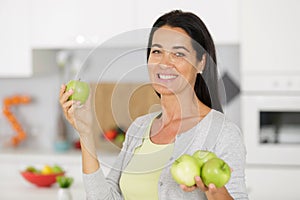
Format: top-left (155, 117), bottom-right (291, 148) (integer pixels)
top-left (180, 185), bottom-right (185, 189)
top-left (195, 176), bottom-right (200, 181)
top-left (209, 183), bottom-right (216, 189)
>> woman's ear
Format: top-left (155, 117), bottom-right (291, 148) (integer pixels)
top-left (196, 54), bottom-right (206, 74)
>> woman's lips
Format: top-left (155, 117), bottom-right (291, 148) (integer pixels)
top-left (157, 73), bottom-right (178, 80)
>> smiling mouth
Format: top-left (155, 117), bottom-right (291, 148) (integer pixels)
top-left (157, 74), bottom-right (178, 80)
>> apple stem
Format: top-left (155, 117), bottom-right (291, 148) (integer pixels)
top-left (222, 163), bottom-right (226, 170)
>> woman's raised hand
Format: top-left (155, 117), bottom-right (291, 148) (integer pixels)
top-left (59, 84), bottom-right (97, 136)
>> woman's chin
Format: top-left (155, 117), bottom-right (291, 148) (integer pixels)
top-left (152, 84), bottom-right (177, 96)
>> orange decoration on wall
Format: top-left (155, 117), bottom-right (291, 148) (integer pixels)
top-left (2, 95), bottom-right (31, 146)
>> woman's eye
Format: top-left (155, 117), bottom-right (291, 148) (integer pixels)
top-left (174, 52), bottom-right (185, 57)
top-left (151, 49), bottom-right (161, 54)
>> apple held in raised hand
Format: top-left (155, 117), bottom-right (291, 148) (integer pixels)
top-left (170, 154), bottom-right (200, 187)
top-left (66, 80), bottom-right (90, 104)
top-left (192, 150), bottom-right (217, 167)
top-left (201, 157), bottom-right (231, 188)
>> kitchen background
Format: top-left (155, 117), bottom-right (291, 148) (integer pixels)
top-left (1, 0), bottom-right (300, 199)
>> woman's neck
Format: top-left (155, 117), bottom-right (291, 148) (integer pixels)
top-left (149, 91), bottom-right (211, 143)
top-left (159, 90), bottom-right (208, 124)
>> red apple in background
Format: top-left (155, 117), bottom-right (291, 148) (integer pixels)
top-left (66, 80), bottom-right (90, 104)
top-left (104, 129), bottom-right (118, 141)
top-left (201, 157), bottom-right (231, 188)
top-left (73, 139), bottom-right (81, 149)
top-left (170, 154), bottom-right (200, 187)
top-left (192, 150), bottom-right (217, 168)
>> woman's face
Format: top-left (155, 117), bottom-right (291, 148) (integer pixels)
top-left (148, 25), bottom-right (204, 96)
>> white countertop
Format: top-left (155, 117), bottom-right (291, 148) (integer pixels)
top-left (0, 148), bottom-right (118, 200)
top-left (0, 169), bottom-right (85, 200)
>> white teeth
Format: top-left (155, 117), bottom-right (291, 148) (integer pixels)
top-left (158, 74), bottom-right (177, 80)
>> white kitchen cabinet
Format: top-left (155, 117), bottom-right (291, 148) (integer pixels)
top-left (76, 0), bottom-right (135, 46)
top-left (30, 0), bottom-right (135, 48)
top-left (30, 0), bottom-right (239, 48)
top-left (245, 166), bottom-right (300, 200)
top-left (134, 0), bottom-right (240, 44)
top-left (0, 0), bottom-right (32, 77)
top-left (241, 0), bottom-right (300, 75)
top-left (30, 0), bottom-right (80, 48)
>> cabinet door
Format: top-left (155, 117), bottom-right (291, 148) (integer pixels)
top-left (0, 0), bottom-right (31, 77)
top-left (246, 167), bottom-right (300, 200)
top-left (76, 0), bottom-right (135, 47)
top-left (30, 0), bottom-right (135, 48)
top-left (241, 0), bottom-right (300, 74)
top-left (134, 0), bottom-right (239, 44)
top-left (30, 0), bottom-right (80, 48)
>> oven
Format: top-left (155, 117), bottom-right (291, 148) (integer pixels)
top-left (241, 75), bottom-right (300, 166)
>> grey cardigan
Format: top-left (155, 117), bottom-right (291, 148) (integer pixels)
top-left (83, 110), bottom-right (249, 200)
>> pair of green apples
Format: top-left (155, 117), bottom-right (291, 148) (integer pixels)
top-left (170, 150), bottom-right (231, 188)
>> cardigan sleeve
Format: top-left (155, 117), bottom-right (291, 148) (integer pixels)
top-left (82, 140), bottom-right (128, 200)
top-left (82, 120), bottom-right (136, 200)
top-left (214, 120), bottom-right (249, 200)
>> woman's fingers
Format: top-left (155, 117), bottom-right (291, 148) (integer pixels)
top-left (62, 100), bottom-right (75, 112)
top-left (180, 184), bottom-right (196, 192)
top-left (180, 176), bottom-right (208, 193)
top-left (59, 86), bottom-right (73, 105)
top-left (59, 84), bottom-right (66, 99)
top-left (195, 176), bottom-right (208, 192)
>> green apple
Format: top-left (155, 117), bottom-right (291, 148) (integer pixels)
top-left (192, 150), bottom-right (217, 168)
top-left (170, 154), bottom-right (200, 187)
top-left (52, 164), bottom-right (64, 173)
top-left (114, 133), bottom-right (125, 143)
top-left (25, 166), bottom-right (39, 173)
top-left (201, 157), bottom-right (231, 188)
top-left (66, 80), bottom-right (90, 104)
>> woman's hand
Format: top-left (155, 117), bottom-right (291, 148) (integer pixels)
top-left (59, 84), bottom-right (96, 136)
top-left (180, 176), bottom-right (233, 200)
top-left (60, 84), bottom-right (100, 172)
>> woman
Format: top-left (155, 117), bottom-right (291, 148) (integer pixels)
top-left (59, 10), bottom-right (248, 200)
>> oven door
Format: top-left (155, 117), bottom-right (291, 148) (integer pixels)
top-left (242, 95), bottom-right (300, 166)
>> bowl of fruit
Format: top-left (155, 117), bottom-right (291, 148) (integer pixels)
top-left (20, 164), bottom-right (65, 187)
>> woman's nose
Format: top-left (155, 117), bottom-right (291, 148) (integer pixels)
top-left (159, 51), bottom-right (174, 66)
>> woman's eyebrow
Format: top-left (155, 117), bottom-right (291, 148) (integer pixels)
top-left (151, 44), bottom-right (190, 53)
top-left (172, 46), bottom-right (190, 52)
top-left (151, 43), bottom-right (163, 48)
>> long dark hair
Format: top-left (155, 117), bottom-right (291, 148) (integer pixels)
top-left (147, 10), bottom-right (223, 113)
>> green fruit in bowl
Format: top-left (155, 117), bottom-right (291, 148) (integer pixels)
top-left (170, 154), bottom-right (200, 187)
top-left (201, 157), bottom-right (231, 188)
top-left (66, 80), bottom-right (90, 104)
top-left (25, 166), bottom-right (39, 173)
top-left (52, 165), bottom-right (64, 173)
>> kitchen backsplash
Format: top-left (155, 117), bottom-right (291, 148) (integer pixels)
top-left (0, 45), bottom-right (240, 151)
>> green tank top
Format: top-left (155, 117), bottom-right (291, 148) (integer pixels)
top-left (119, 121), bottom-right (174, 200)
